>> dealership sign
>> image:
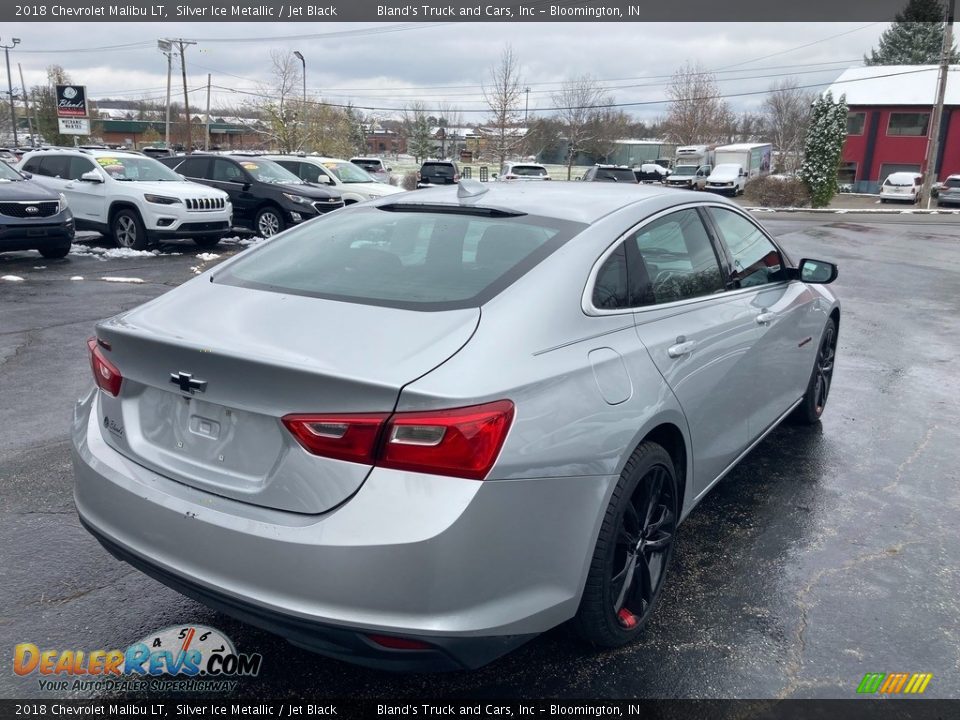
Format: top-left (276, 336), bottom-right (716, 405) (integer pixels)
top-left (58, 118), bottom-right (91, 135)
top-left (56, 85), bottom-right (88, 118)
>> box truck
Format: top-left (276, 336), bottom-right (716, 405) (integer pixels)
top-left (665, 145), bottom-right (715, 190)
top-left (705, 143), bottom-right (773, 196)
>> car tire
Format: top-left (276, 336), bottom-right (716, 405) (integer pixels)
top-left (38, 244), bottom-right (71, 259)
top-left (254, 206), bottom-right (285, 238)
top-left (791, 317), bottom-right (837, 425)
top-left (192, 235), bottom-right (223, 249)
top-left (880, 198), bottom-right (889, 204)
top-left (111, 208), bottom-right (149, 250)
top-left (574, 441), bottom-right (679, 648)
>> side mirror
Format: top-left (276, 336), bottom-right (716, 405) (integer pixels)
top-left (798, 258), bottom-right (838, 284)
top-left (315, 174), bottom-right (332, 184)
top-left (386, 167), bottom-right (393, 172)
top-left (20, 171), bottom-right (32, 179)
top-left (491, 172), bottom-right (498, 179)
top-left (80, 170), bottom-right (104, 183)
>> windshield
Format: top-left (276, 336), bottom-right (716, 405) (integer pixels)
top-left (944, 178), bottom-right (960, 189)
top-left (233, 158), bottom-right (303, 184)
top-left (673, 166), bottom-right (698, 176)
top-left (95, 155), bottom-right (182, 182)
top-left (713, 164), bottom-right (740, 175)
top-left (0, 161), bottom-right (23, 181)
top-left (322, 161), bottom-right (376, 183)
top-left (217, 207), bottom-right (585, 310)
top-left (510, 166), bottom-right (547, 177)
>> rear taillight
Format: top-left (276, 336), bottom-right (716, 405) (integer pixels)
top-left (416, 171), bottom-right (421, 181)
top-left (453, 173), bottom-right (460, 182)
top-left (282, 413), bottom-right (389, 464)
top-left (282, 400), bottom-right (515, 480)
top-left (87, 337), bottom-right (123, 397)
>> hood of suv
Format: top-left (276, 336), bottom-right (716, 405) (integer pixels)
top-left (277, 182), bottom-right (342, 199)
top-left (130, 180), bottom-right (228, 199)
top-left (0, 177), bottom-right (61, 201)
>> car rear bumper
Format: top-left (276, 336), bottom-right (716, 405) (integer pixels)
top-left (72, 389), bottom-right (612, 670)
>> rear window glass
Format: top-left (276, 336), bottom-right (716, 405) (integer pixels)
top-left (217, 208), bottom-right (584, 311)
top-left (511, 166), bottom-right (547, 176)
top-left (421, 163), bottom-right (456, 176)
top-left (593, 168), bottom-right (636, 183)
top-left (945, 178), bottom-right (960, 188)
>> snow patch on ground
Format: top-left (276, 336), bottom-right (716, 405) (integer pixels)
top-left (196, 252), bottom-right (221, 262)
top-left (220, 235), bottom-right (267, 248)
top-left (70, 276), bottom-right (84, 281)
top-left (1, 275), bottom-right (25, 282)
top-left (70, 245), bottom-right (160, 259)
top-left (101, 276), bottom-right (144, 283)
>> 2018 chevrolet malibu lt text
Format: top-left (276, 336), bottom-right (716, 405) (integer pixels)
top-left (73, 182), bottom-right (839, 671)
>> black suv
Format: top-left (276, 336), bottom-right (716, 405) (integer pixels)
top-left (417, 160), bottom-right (461, 188)
top-left (580, 165), bottom-right (638, 183)
top-left (0, 160), bottom-right (74, 258)
top-left (160, 154), bottom-right (344, 237)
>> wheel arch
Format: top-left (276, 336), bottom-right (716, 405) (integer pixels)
top-left (636, 422), bottom-right (688, 522)
top-left (107, 201), bottom-right (143, 225)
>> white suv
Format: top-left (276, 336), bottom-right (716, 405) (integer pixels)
top-left (265, 155), bottom-right (403, 204)
top-left (19, 149), bottom-right (232, 250)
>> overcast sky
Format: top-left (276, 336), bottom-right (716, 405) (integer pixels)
top-left (6, 22), bottom-right (885, 121)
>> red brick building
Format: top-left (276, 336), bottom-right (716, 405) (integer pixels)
top-left (827, 65), bottom-right (960, 192)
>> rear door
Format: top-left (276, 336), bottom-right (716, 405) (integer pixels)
top-left (211, 158), bottom-right (257, 222)
top-left (62, 156), bottom-right (107, 223)
top-left (627, 207), bottom-right (758, 495)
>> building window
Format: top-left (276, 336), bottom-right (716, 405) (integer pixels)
top-left (846, 112), bottom-right (866, 135)
top-left (887, 113), bottom-right (929, 137)
top-left (837, 162), bottom-right (857, 186)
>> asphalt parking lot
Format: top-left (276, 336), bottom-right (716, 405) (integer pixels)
top-left (1, 214), bottom-right (958, 700)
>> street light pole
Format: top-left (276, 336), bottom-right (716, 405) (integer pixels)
top-left (1, 37), bottom-right (21, 148)
top-left (293, 50), bottom-right (306, 105)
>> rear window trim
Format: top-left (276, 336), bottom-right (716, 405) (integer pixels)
top-left (214, 208), bottom-right (586, 312)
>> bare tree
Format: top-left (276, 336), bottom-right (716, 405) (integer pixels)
top-left (483, 45), bottom-right (524, 167)
top-left (553, 74), bottom-right (608, 180)
top-left (586, 107), bottom-right (631, 163)
top-left (436, 100), bottom-right (463, 160)
top-left (663, 61), bottom-right (731, 145)
top-left (763, 77), bottom-right (815, 172)
top-left (523, 116), bottom-right (565, 161)
top-left (251, 49), bottom-right (304, 152)
top-left (402, 101), bottom-right (433, 163)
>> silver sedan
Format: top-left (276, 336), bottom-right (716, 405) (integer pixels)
top-left (73, 181), bottom-right (839, 671)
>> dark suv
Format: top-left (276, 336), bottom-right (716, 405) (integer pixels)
top-left (417, 160), bottom-right (461, 188)
top-left (580, 165), bottom-right (638, 183)
top-left (0, 160), bottom-right (74, 258)
top-left (160, 154), bottom-right (344, 237)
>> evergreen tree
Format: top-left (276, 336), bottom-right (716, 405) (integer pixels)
top-left (798, 92), bottom-right (848, 208)
top-left (865, 0), bottom-right (958, 65)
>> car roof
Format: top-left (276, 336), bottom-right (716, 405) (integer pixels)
top-left (886, 171), bottom-right (921, 178)
top-left (367, 181), bottom-right (682, 224)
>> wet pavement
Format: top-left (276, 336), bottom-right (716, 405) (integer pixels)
top-left (1, 217), bottom-right (958, 700)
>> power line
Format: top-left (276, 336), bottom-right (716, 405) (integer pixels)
top-left (210, 66), bottom-right (937, 115)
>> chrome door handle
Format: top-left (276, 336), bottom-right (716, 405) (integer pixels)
top-left (756, 312), bottom-right (776, 325)
top-left (667, 340), bottom-right (697, 358)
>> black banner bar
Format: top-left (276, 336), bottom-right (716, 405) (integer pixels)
top-left (1, 0), bottom-right (935, 23)
top-left (1, 700), bottom-right (959, 720)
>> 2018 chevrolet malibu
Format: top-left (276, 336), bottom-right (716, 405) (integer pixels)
top-left (73, 182), bottom-right (839, 671)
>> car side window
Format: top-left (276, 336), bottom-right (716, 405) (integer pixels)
top-left (628, 209), bottom-right (725, 306)
top-left (67, 157), bottom-right (96, 181)
top-left (708, 207), bottom-right (786, 288)
top-left (592, 244), bottom-right (629, 309)
top-left (213, 159), bottom-right (245, 182)
top-left (301, 163), bottom-right (326, 184)
top-left (39, 155), bottom-right (70, 178)
top-left (176, 157), bottom-right (209, 178)
top-left (22, 157), bottom-right (40, 174)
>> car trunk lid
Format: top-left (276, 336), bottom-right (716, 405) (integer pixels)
top-left (94, 280), bottom-right (479, 514)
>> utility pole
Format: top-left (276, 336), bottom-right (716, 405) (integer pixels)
top-left (921, 0), bottom-right (955, 208)
top-left (158, 40), bottom-right (173, 149)
top-left (1, 37), bottom-right (20, 148)
top-left (17, 63), bottom-right (33, 146)
top-left (204, 73), bottom-right (211, 151)
top-left (162, 38), bottom-right (197, 152)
